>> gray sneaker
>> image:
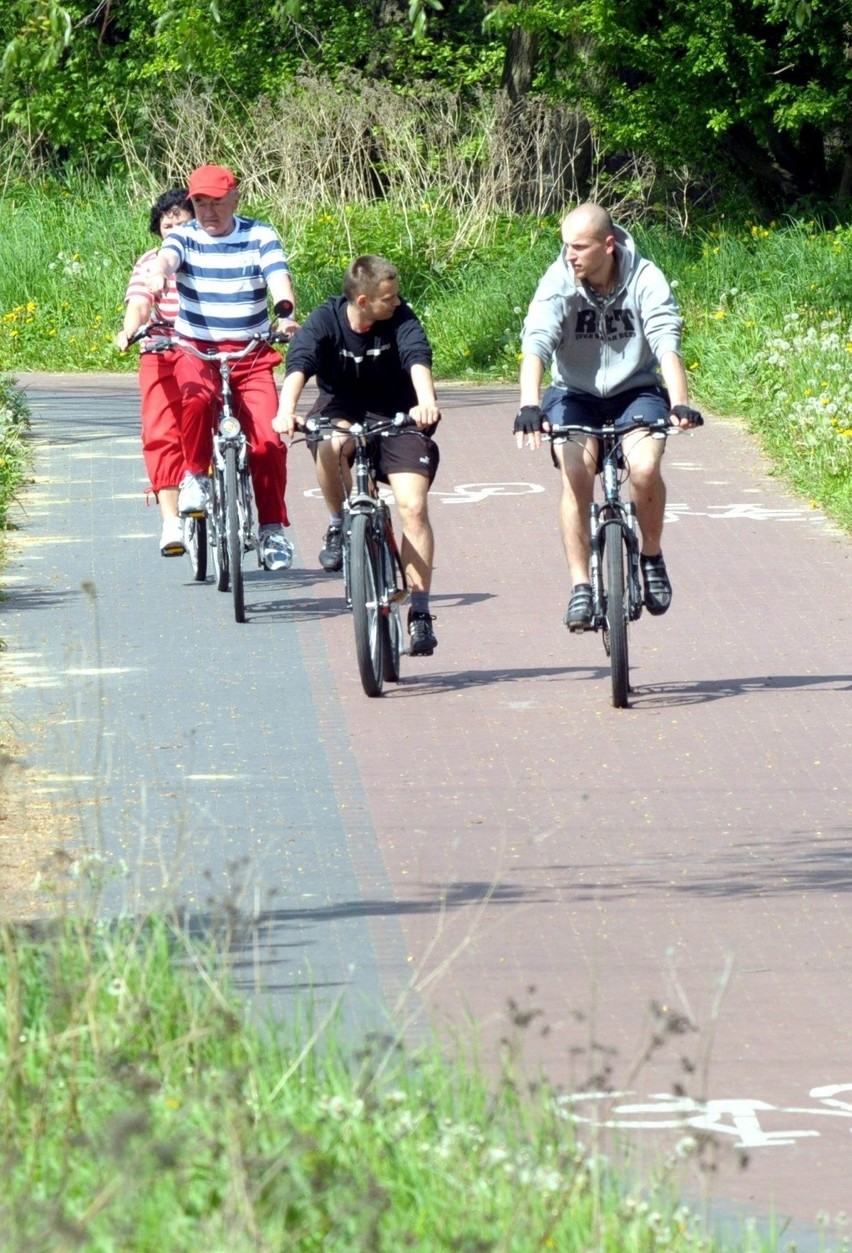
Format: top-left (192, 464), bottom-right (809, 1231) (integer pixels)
top-left (259, 524), bottom-right (294, 571)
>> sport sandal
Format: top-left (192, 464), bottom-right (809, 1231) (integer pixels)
top-left (640, 553), bottom-right (672, 615)
top-left (564, 583), bottom-right (593, 631)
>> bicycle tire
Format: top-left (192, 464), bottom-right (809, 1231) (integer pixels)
top-left (224, 445), bottom-right (245, 623)
top-left (604, 521), bottom-right (629, 708)
top-left (350, 512), bottom-right (385, 697)
top-left (381, 534), bottom-right (405, 683)
top-left (185, 516), bottom-right (207, 582)
top-left (211, 468), bottom-right (229, 592)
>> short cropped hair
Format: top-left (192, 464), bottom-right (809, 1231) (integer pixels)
top-left (343, 255), bottom-right (398, 301)
top-left (149, 188), bottom-right (192, 236)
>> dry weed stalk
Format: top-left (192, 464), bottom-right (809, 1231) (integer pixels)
top-left (108, 79), bottom-right (656, 234)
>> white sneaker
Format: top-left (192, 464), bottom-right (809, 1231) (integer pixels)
top-left (178, 473), bottom-right (209, 517)
top-left (160, 516), bottom-right (186, 557)
top-left (259, 524), bottom-right (294, 571)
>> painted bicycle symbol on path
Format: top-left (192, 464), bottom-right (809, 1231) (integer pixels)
top-left (302, 482), bottom-right (823, 524)
top-left (302, 482), bottom-right (546, 505)
top-left (555, 1083), bottom-right (852, 1150)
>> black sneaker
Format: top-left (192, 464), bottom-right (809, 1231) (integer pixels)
top-left (563, 583), bottom-right (593, 631)
top-left (408, 611), bottom-right (437, 657)
top-left (640, 553), bottom-right (672, 616)
top-left (319, 525), bottom-right (343, 572)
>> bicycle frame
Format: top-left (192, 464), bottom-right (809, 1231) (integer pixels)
top-left (134, 324), bottom-right (284, 621)
top-left (550, 418), bottom-right (670, 707)
top-left (304, 413), bottom-right (411, 695)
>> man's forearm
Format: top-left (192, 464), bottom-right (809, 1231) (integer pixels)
top-left (519, 354), bottom-right (545, 406)
top-left (268, 273), bottom-right (296, 315)
top-left (660, 351), bottom-right (689, 408)
top-left (411, 363), bottom-right (438, 407)
top-left (277, 371), bottom-right (306, 415)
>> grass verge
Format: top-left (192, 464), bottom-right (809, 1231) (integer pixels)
top-left (0, 912), bottom-right (778, 1252)
top-left (0, 183), bottom-right (849, 530)
top-left (0, 374), bottom-right (31, 560)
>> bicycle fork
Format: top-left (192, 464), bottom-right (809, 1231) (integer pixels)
top-left (342, 497), bottom-right (403, 612)
top-left (589, 502), bottom-right (643, 625)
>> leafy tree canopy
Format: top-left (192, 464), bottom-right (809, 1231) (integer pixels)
top-left (487, 0), bottom-right (852, 205)
top-left (1, 0), bottom-right (849, 208)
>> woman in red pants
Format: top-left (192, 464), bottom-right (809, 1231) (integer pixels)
top-left (116, 188), bottom-right (193, 556)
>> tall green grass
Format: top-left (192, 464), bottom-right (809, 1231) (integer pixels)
top-left (0, 915), bottom-right (775, 1251)
top-left (0, 182), bottom-right (849, 528)
top-left (0, 375), bottom-right (31, 553)
top-left (651, 219), bottom-right (852, 528)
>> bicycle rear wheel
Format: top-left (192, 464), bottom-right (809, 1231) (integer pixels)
top-left (224, 445), bottom-right (245, 623)
top-left (603, 522), bottom-right (630, 708)
top-left (185, 516), bottom-right (207, 582)
top-left (350, 512), bottom-right (385, 697)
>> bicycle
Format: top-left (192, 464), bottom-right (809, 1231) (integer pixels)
top-left (131, 323), bottom-right (287, 623)
top-left (303, 413), bottom-right (412, 698)
top-left (548, 416), bottom-right (700, 709)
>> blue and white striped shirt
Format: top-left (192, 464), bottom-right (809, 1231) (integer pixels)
top-left (161, 215), bottom-right (290, 343)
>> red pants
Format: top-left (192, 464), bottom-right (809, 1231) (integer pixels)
top-left (175, 339), bottom-right (289, 528)
top-left (138, 352), bottom-right (185, 494)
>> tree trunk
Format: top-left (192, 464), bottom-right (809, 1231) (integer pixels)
top-left (501, 26), bottom-right (539, 102)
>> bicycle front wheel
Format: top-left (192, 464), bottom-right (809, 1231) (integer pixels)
top-left (224, 445), bottom-right (245, 623)
top-left (211, 468), bottom-right (229, 592)
top-left (350, 512), bottom-right (385, 697)
top-left (381, 534), bottom-right (405, 684)
top-left (604, 523), bottom-right (630, 708)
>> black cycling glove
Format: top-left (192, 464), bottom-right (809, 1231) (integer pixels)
top-left (513, 405), bottom-right (545, 435)
top-left (671, 404), bottom-right (704, 427)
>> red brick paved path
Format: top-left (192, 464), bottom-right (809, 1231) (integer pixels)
top-left (291, 386), bottom-right (852, 1238)
top-left (7, 376), bottom-right (850, 1241)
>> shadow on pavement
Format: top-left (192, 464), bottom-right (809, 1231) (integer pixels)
top-left (531, 829), bottom-right (852, 899)
top-left (632, 673), bottom-right (852, 705)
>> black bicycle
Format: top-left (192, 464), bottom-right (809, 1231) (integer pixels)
top-left (133, 324), bottom-right (287, 622)
top-left (304, 413), bottom-right (411, 698)
top-left (549, 417), bottom-right (698, 708)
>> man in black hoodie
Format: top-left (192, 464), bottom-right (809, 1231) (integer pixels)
top-left (274, 255), bottom-right (441, 657)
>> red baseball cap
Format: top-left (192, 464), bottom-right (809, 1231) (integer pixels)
top-left (186, 165), bottom-right (239, 198)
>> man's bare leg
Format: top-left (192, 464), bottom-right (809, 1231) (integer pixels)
top-left (557, 438), bottom-right (597, 584)
top-left (389, 470), bottom-right (437, 655)
top-left (388, 471), bottom-right (433, 593)
top-left (623, 427), bottom-right (666, 555)
top-left (623, 426), bottom-right (672, 613)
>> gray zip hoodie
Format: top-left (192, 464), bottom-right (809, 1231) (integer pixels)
top-left (521, 225), bottom-right (683, 398)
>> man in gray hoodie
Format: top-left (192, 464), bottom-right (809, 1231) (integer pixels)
top-left (514, 202), bottom-right (702, 630)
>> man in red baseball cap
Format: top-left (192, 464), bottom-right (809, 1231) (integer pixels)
top-left (147, 163), bottom-right (299, 572)
top-left (186, 164), bottom-right (238, 198)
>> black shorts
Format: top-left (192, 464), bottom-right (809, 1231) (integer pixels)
top-left (305, 397), bottom-right (440, 485)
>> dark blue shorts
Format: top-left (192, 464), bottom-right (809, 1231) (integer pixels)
top-left (542, 385), bottom-right (670, 431)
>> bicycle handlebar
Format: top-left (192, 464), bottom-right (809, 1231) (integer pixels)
top-left (547, 415), bottom-right (690, 438)
top-left (125, 323), bottom-right (290, 358)
top-left (303, 412), bottom-right (418, 439)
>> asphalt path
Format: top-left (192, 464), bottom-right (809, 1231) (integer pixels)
top-left (2, 372), bottom-right (850, 1245)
